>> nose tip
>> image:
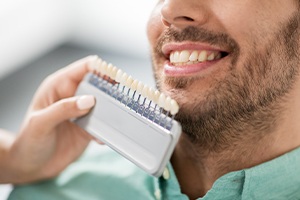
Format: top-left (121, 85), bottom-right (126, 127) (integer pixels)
top-left (160, 1), bottom-right (208, 29)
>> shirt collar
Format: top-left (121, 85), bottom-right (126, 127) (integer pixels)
top-left (156, 147), bottom-right (300, 200)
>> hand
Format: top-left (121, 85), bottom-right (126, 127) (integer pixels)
top-left (2, 56), bottom-right (98, 184)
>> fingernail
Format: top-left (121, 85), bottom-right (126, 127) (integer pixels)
top-left (77, 95), bottom-right (95, 110)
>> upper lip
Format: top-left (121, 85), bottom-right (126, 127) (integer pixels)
top-left (162, 42), bottom-right (230, 59)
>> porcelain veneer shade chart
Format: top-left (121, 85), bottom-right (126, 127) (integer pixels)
top-left (91, 56), bottom-right (179, 123)
top-left (75, 56), bottom-right (182, 177)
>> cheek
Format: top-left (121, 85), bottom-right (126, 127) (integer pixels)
top-left (147, 7), bottom-right (164, 49)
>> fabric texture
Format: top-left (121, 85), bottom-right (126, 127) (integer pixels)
top-left (8, 142), bottom-right (300, 200)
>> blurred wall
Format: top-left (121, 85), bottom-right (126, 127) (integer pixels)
top-left (70, 0), bottom-right (156, 59)
top-left (0, 2), bottom-right (156, 198)
top-left (0, 0), bottom-right (73, 79)
top-left (0, 0), bottom-right (156, 80)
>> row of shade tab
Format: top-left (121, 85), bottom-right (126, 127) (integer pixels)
top-left (89, 56), bottom-right (179, 116)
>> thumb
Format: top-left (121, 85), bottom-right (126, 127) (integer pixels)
top-left (40, 95), bottom-right (96, 128)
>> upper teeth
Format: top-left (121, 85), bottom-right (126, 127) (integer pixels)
top-left (170, 50), bottom-right (222, 65)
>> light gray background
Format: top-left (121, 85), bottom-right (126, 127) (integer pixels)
top-left (0, 1), bottom-right (156, 198)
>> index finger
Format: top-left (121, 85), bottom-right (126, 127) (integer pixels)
top-left (55, 55), bottom-right (98, 84)
top-left (35, 55), bottom-right (99, 103)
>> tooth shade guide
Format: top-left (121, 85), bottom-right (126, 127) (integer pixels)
top-left (88, 56), bottom-right (180, 130)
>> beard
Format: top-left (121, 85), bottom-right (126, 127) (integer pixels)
top-left (152, 14), bottom-right (300, 152)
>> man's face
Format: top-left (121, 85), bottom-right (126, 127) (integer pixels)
top-left (147, 0), bottom-right (300, 149)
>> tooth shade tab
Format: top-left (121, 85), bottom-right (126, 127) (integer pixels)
top-left (153, 90), bottom-right (160, 104)
top-left (164, 96), bottom-right (172, 112)
top-left (170, 99), bottom-right (179, 115)
top-left (158, 93), bottom-right (166, 108)
top-left (142, 85), bottom-right (149, 98)
top-left (125, 76), bottom-right (134, 88)
top-left (116, 69), bottom-right (123, 83)
top-left (137, 81), bottom-right (144, 94)
top-left (148, 87), bottom-right (155, 101)
top-left (111, 66), bottom-right (118, 79)
top-left (107, 63), bottom-right (114, 78)
top-left (103, 61), bottom-right (109, 75)
top-left (88, 56), bottom-right (100, 71)
top-left (99, 61), bottom-right (108, 75)
top-left (120, 73), bottom-right (128, 85)
top-left (131, 79), bottom-right (139, 91)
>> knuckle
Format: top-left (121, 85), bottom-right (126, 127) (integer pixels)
top-left (27, 112), bottom-right (42, 127)
top-left (23, 112), bottom-right (45, 133)
top-left (58, 99), bottom-right (75, 111)
top-left (56, 98), bottom-right (78, 117)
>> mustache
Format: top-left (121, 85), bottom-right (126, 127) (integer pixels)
top-left (155, 26), bottom-right (240, 55)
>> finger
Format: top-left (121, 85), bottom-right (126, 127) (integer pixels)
top-left (52, 55), bottom-right (99, 99)
top-left (55, 55), bottom-right (99, 84)
top-left (36, 95), bottom-right (96, 130)
top-left (32, 56), bottom-right (99, 109)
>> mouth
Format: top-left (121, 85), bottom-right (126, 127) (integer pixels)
top-left (162, 43), bottom-right (230, 76)
top-left (169, 49), bottom-right (228, 65)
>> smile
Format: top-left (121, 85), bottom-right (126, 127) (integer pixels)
top-left (170, 50), bottom-right (223, 66)
top-left (162, 43), bottom-right (229, 76)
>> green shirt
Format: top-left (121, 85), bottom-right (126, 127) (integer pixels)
top-left (8, 142), bottom-right (300, 200)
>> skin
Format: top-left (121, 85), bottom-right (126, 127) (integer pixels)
top-left (148, 0), bottom-right (300, 198)
top-left (0, 56), bottom-right (99, 184)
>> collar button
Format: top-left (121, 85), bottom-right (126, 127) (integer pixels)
top-left (162, 167), bottom-right (170, 180)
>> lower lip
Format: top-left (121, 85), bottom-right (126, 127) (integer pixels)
top-left (163, 59), bottom-right (220, 77)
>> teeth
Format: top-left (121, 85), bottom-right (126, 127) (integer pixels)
top-left (198, 51), bottom-right (208, 62)
top-left (215, 53), bottom-right (222, 60)
top-left (173, 51), bottom-right (180, 63)
top-left (189, 51), bottom-right (198, 62)
top-left (179, 50), bottom-right (190, 63)
top-left (170, 50), bottom-right (223, 64)
top-left (207, 52), bottom-right (215, 61)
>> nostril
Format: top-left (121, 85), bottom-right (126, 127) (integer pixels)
top-left (174, 16), bottom-right (195, 23)
top-left (182, 16), bottom-right (194, 22)
top-left (161, 17), bottom-right (171, 27)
